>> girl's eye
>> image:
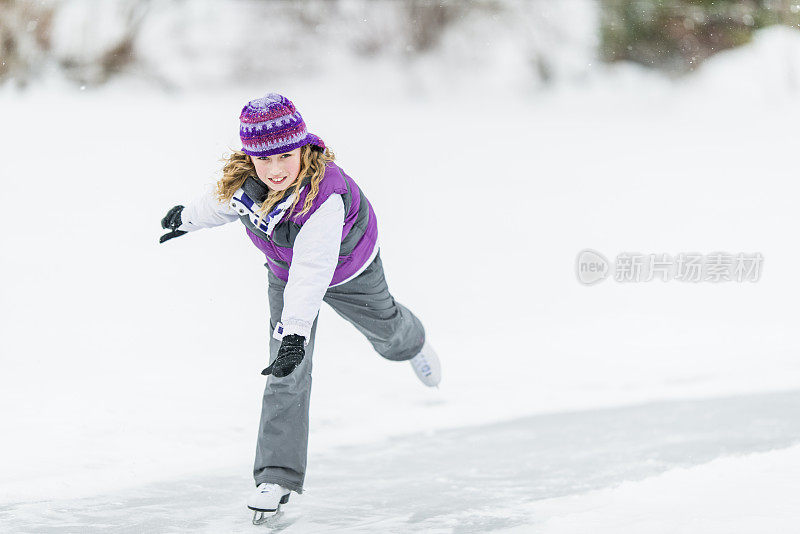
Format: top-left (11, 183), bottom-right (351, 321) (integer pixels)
top-left (281, 154), bottom-right (290, 158)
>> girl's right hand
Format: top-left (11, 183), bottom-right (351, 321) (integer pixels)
top-left (159, 205), bottom-right (188, 243)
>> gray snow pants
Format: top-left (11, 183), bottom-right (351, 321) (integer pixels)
top-left (253, 251), bottom-right (425, 493)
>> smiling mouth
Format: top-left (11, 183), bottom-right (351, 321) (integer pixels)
top-left (268, 175), bottom-right (288, 184)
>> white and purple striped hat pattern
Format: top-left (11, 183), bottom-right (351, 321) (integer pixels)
top-left (239, 93), bottom-right (325, 157)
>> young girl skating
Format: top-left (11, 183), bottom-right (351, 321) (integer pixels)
top-left (159, 93), bottom-right (441, 522)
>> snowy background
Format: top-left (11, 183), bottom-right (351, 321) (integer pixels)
top-left (1, 1), bottom-right (800, 532)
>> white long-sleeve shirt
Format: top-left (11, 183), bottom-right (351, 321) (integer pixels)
top-left (178, 183), bottom-right (376, 341)
top-left (277, 193), bottom-right (343, 340)
top-left (178, 183), bottom-right (240, 230)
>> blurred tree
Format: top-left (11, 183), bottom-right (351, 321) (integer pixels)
top-left (55, 0), bottom-right (151, 86)
top-left (403, 0), bottom-right (465, 53)
top-left (0, 0), bottom-right (54, 87)
top-left (0, 0), bottom-right (151, 88)
top-left (600, 0), bottom-right (800, 73)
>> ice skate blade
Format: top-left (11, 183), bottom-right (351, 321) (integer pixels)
top-left (249, 493), bottom-right (290, 525)
top-left (252, 508), bottom-right (283, 525)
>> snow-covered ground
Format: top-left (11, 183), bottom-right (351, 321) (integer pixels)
top-left (529, 443), bottom-right (800, 534)
top-left (2, 26), bottom-right (800, 533)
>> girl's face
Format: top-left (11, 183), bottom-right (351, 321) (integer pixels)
top-left (251, 147), bottom-right (302, 191)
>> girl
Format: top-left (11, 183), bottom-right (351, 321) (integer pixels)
top-left (159, 93), bottom-right (441, 520)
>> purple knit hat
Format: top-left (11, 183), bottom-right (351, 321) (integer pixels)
top-left (239, 93), bottom-right (325, 157)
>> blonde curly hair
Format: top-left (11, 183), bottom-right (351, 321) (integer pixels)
top-left (216, 144), bottom-right (336, 225)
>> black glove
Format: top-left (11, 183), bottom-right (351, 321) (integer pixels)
top-left (159, 205), bottom-right (187, 243)
top-left (262, 334), bottom-right (306, 377)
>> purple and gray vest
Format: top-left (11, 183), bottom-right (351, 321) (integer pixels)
top-left (230, 162), bottom-right (378, 286)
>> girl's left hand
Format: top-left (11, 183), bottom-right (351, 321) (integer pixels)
top-left (262, 334), bottom-right (306, 377)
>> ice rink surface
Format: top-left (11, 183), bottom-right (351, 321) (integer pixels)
top-left (2, 389), bottom-right (800, 533)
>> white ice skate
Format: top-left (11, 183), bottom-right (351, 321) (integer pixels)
top-left (409, 338), bottom-right (441, 387)
top-left (247, 482), bottom-right (291, 525)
